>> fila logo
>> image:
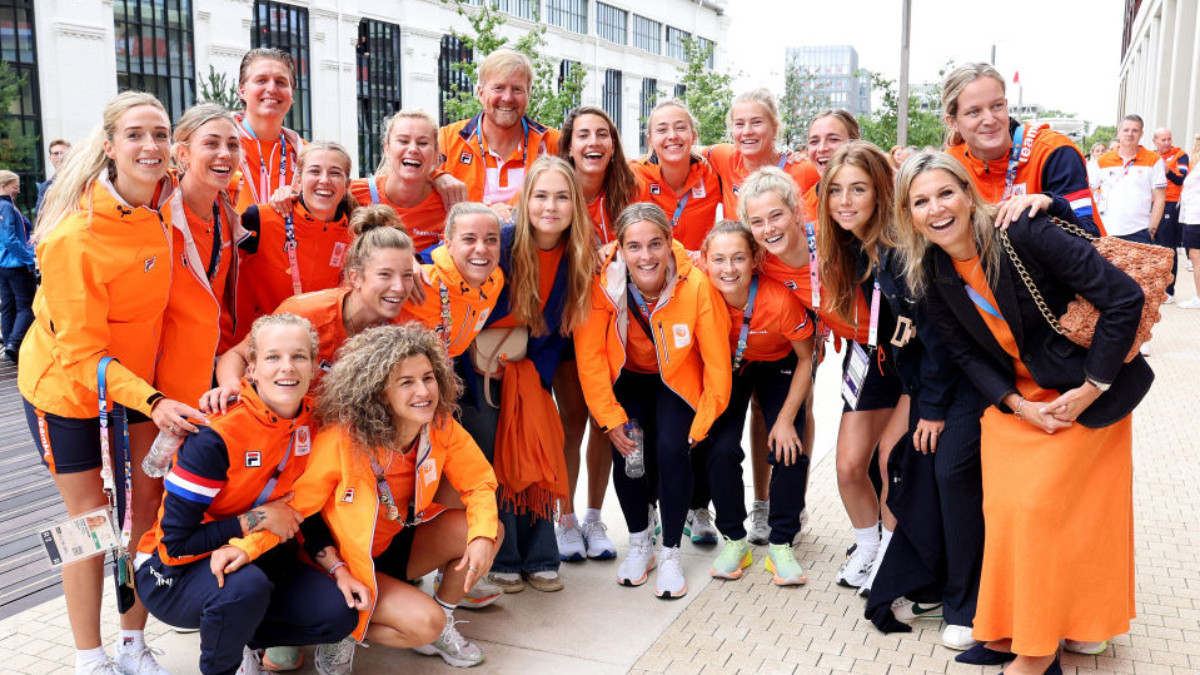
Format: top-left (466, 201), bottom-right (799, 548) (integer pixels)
top-left (144, 256), bottom-right (157, 273)
top-left (784, 280), bottom-right (798, 291)
top-left (342, 487), bottom-right (355, 503)
top-left (650, 183), bottom-right (661, 195)
top-left (460, 152), bottom-right (473, 165)
top-left (245, 451), bottom-right (262, 468)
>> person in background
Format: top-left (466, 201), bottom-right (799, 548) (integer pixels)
top-left (231, 48), bottom-right (305, 213)
top-left (0, 170), bottom-right (36, 363)
top-left (896, 150), bottom-right (1150, 675)
top-left (1152, 127), bottom-right (1189, 302)
top-left (552, 106), bottom-right (635, 562)
top-left (1178, 133), bottom-right (1200, 308)
top-left (1086, 141), bottom-right (1106, 190)
top-left (36, 139), bottom-right (72, 216)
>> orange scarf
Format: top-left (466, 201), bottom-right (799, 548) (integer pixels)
top-left (494, 359), bottom-right (567, 520)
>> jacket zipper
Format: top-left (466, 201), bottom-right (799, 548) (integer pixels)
top-left (656, 321), bottom-right (670, 364)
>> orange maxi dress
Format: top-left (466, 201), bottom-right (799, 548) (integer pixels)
top-left (954, 257), bottom-right (1135, 657)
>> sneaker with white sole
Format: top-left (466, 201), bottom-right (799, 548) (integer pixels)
top-left (413, 615), bottom-right (485, 667)
top-left (617, 528), bottom-right (655, 586)
top-left (524, 570), bottom-right (564, 592)
top-left (113, 641), bottom-right (171, 675)
top-left (858, 534), bottom-right (891, 597)
top-left (557, 520), bottom-right (586, 561)
top-left (710, 537), bottom-right (752, 579)
top-left (655, 546), bottom-right (687, 598)
top-left (942, 624), bottom-right (978, 650)
top-left (261, 645), bottom-right (302, 671)
top-left (1179, 297), bottom-right (1200, 309)
top-left (235, 647), bottom-right (264, 675)
top-left (684, 508), bottom-right (719, 544)
top-left (78, 658), bottom-right (124, 675)
top-left (314, 638), bottom-right (356, 675)
top-left (835, 546), bottom-right (875, 588)
top-left (746, 500), bottom-right (769, 545)
top-left (764, 543), bottom-right (807, 586)
top-left (582, 519), bottom-right (617, 559)
top-left (891, 597), bottom-right (943, 622)
top-left (486, 571), bottom-right (524, 593)
top-left (436, 573), bottom-right (501, 609)
top-left (1165, 293), bottom-right (1176, 304)
top-left (1064, 639), bottom-right (1108, 655)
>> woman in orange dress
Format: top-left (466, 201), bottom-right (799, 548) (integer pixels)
top-left (895, 151), bottom-right (1151, 675)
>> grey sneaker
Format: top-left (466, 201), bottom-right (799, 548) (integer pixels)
top-left (314, 637), bottom-right (356, 675)
top-left (413, 616), bottom-right (484, 667)
top-left (746, 500), bottom-right (769, 545)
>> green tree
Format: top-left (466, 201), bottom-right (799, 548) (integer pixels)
top-left (858, 72), bottom-right (944, 150)
top-left (673, 36), bottom-right (734, 145)
top-left (0, 61), bottom-right (38, 174)
top-left (198, 65), bottom-right (242, 110)
top-left (781, 63), bottom-right (831, 147)
top-left (440, 0), bottom-right (585, 128)
top-left (1081, 124), bottom-right (1117, 154)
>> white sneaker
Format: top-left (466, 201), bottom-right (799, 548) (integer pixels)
top-left (556, 520), bottom-right (586, 562)
top-left (1064, 639), bottom-right (1109, 655)
top-left (413, 615), bottom-right (485, 667)
top-left (858, 534), bottom-right (892, 597)
top-left (654, 546), bottom-right (687, 598)
top-left (685, 508), bottom-right (719, 544)
top-left (942, 624), bottom-right (979, 650)
top-left (891, 597), bottom-right (943, 622)
top-left (1164, 293), bottom-right (1176, 304)
top-left (746, 500), bottom-right (769, 545)
top-left (436, 571), bottom-right (501, 609)
top-left (835, 546), bottom-right (875, 589)
top-left (77, 658), bottom-right (123, 675)
top-left (1140, 342), bottom-right (1151, 357)
top-left (1179, 297), bottom-right (1200, 309)
top-left (235, 647), bottom-right (263, 675)
top-left (314, 638), bottom-right (356, 675)
top-left (617, 528), bottom-right (655, 586)
top-left (113, 641), bottom-right (171, 675)
top-left (582, 518), bottom-right (617, 559)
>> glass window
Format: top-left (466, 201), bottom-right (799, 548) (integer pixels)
top-left (438, 34), bottom-right (473, 125)
top-left (1, 0), bottom-right (42, 212)
top-left (639, 77), bottom-right (656, 154)
top-left (696, 36), bottom-right (714, 68)
top-left (496, 0), bottom-right (537, 19)
top-left (596, 3), bottom-right (626, 44)
top-left (114, 0), bottom-right (195, 123)
top-left (547, 0), bottom-right (587, 34)
top-left (674, 83), bottom-right (687, 99)
top-left (631, 15), bottom-right (660, 54)
top-left (252, 1), bottom-right (311, 138)
top-left (666, 26), bottom-right (690, 61)
top-left (559, 59), bottom-right (582, 109)
top-left (356, 19), bottom-right (402, 177)
top-left (603, 69), bottom-right (622, 129)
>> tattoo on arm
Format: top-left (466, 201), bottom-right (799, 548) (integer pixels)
top-left (241, 508), bottom-right (267, 534)
top-left (315, 549), bottom-right (329, 559)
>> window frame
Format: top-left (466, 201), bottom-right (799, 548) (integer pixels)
top-left (252, 1), bottom-right (312, 138)
top-left (631, 14), bottom-right (661, 54)
top-left (547, 0), bottom-right (588, 34)
top-left (113, 0), bottom-right (196, 123)
top-left (596, 2), bottom-right (627, 45)
top-left (356, 18), bottom-right (402, 177)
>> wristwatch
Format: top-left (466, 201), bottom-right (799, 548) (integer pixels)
top-left (1086, 376), bottom-right (1111, 393)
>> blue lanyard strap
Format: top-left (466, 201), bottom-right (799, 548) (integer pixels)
top-left (252, 430), bottom-right (297, 507)
top-left (732, 275), bottom-right (760, 369)
top-left (775, 153), bottom-right (787, 169)
top-left (477, 117), bottom-right (530, 167)
top-left (670, 190), bottom-right (692, 228)
top-left (1003, 124), bottom-right (1025, 199)
top-left (97, 357), bottom-right (133, 549)
top-left (803, 222), bottom-right (820, 309)
top-left (628, 281), bottom-right (654, 320)
top-left (964, 283), bottom-right (1005, 321)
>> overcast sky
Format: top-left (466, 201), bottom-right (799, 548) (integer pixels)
top-left (725, 0), bottom-right (1126, 127)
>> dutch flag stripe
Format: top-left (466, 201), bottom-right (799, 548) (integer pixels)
top-left (165, 467), bottom-right (223, 504)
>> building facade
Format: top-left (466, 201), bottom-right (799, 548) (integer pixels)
top-left (9, 0), bottom-right (728, 210)
top-left (785, 45), bottom-right (871, 118)
top-left (1117, 0), bottom-right (1199, 143)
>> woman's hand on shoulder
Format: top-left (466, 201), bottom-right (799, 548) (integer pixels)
top-left (198, 384), bottom-right (240, 415)
top-left (433, 174), bottom-right (468, 207)
top-left (268, 185), bottom-right (299, 216)
top-left (994, 193), bottom-right (1052, 230)
top-left (151, 397), bottom-right (207, 435)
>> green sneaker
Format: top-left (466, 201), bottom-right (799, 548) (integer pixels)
top-left (764, 543), bottom-right (808, 586)
top-left (710, 537), bottom-right (752, 579)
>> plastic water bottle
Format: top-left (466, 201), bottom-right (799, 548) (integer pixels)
top-left (142, 430), bottom-right (183, 478)
top-left (623, 420), bottom-right (645, 479)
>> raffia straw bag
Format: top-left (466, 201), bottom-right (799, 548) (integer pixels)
top-left (1000, 216), bottom-right (1173, 363)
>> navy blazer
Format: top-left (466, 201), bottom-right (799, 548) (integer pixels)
top-left (924, 211), bottom-right (1152, 429)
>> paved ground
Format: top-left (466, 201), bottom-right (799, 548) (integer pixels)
top-left (2, 268), bottom-right (1199, 674)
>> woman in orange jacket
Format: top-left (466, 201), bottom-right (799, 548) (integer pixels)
top-left (135, 314), bottom-right (358, 675)
top-left (552, 106), bottom-right (638, 561)
top-left (232, 48), bottom-right (306, 213)
top-left (574, 202), bottom-right (732, 600)
top-left (155, 104), bottom-right (246, 406)
top-left (630, 101), bottom-right (723, 250)
top-left (229, 324), bottom-right (502, 671)
top-left (19, 91), bottom-right (205, 675)
top-left (350, 110), bottom-right (448, 253)
top-left (400, 202), bottom-right (504, 358)
top-left (234, 141), bottom-right (356, 344)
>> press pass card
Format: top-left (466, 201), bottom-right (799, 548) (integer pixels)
top-left (40, 507), bottom-right (117, 567)
top-left (841, 341), bottom-right (870, 410)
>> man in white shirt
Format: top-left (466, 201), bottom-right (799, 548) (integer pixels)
top-left (1093, 114), bottom-right (1167, 244)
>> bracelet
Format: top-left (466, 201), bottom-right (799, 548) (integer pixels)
top-left (1013, 398), bottom-right (1026, 420)
top-left (326, 561), bottom-right (347, 578)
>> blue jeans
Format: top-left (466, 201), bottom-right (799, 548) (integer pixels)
top-left (1116, 228), bottom-right (1153, 245)
top-left (0, 266), bottom-right (35, 354)
top-left (458, 379), bottom-right (560, 574)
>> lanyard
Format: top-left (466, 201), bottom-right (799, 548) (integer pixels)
top-left (252, 430), bottom-right (297, 508)
top-left (628, 281), bottom-right (655, 320)
top-left (205, 202), bottom-right (223, 283)
top-left (803, 222), bottom-right (820, 309)
top-left (670, 190), bottom-right (692, 229)
top-left (776, 153), bottom-right (788, 169)
top-left (370, 454), bottom-right (417, 526)
top-left (965, 284), bottom-right (1005, 320)
top-left (732, 275), bottom-right (760, 369)
top-left (97, 357), bottom-right (132, 550)
top-left (437, 281), bottom-right (453, 346)
top-left (478, 117), bottom-right (530, 169)
top-left (241, 119), bottom-right (289, 205)
top-left (866, 275), bottom-right (882, 349)
top-left (1002, 124), bottom-right (1025, 200)
top-left (282, 209), bottom-right (303, 296)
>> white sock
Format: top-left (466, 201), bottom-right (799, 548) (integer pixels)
top-left (584, 508), bottom-right (603, 524)
top-left (560, 512), bottom-right (578, 528)
top-left (117, 629), bottom-right (144, 653)
top-left (436, 596), bottom-right (456, 620)
top-left (76, 647), bottom-right (108, 672)
top-left (854, 524), bottom-right (881, 558)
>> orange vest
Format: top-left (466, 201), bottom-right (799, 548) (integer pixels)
top-left (19, 174), bottom-right (175, 417)
top-left (230, 418), bottom-right (498, 641)
top-left (574, 241), bottom-right (732, 442)
top-left (138, 382), bottom-right (314, 566)
top-left (399, 246), bottom-right (504, 357)
top-left (349, 174), bottom-right (448, 251)
top-left (630, 156), bottom-right (723, 251)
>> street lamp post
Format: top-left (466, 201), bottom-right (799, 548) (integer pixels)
top-left (898, 0), bottom-right (912, 146)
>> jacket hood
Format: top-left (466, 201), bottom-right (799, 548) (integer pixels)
top-left (231, 376), bottom-right (314, 429)
top-left (430, 244), bottom-right (500, 300)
